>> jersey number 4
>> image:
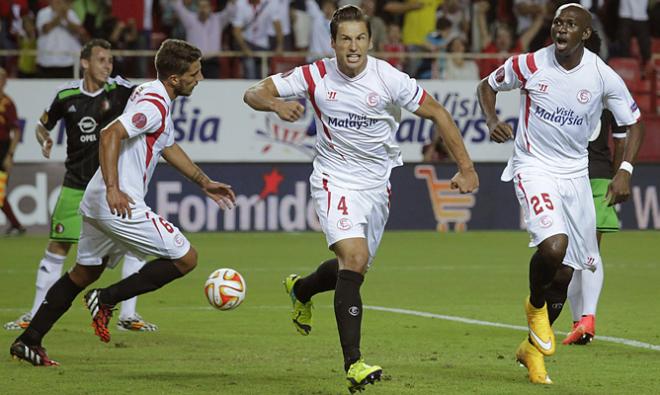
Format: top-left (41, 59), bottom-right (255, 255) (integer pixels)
top-left (337, 196), bottom-right (349, 215)
top-left (530, 193), bottom-right (554, 215)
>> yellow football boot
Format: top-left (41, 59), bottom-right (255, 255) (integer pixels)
top-left (516, 339), bottom-right (552, 384)
top-left (524, 296), bottom-right (555, 356)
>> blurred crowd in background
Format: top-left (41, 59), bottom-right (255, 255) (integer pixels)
top-left (0, 0), bottom-right (658, 83)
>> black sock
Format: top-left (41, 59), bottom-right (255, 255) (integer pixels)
top-left (294, 259), bottom-right (338, 303)
top-left (334, 269), bottom-right (364, 371)
top-left (545, 266), bottom-right (573, 325)
top-left (100, 259), bottom-right (184, 305)
top-left (18, 274), bottom-right (83, 346)
top-left (529, 251), bottom-right (556, 308)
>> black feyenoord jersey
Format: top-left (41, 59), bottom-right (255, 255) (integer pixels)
top-left (40, 76), bottom-right (134, 189)
top-left (588, 109), bottom-right (627, 179)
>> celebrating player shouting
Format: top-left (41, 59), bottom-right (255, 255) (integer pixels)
top-left (244, 5), bottom-right (478, 393)
top-left (10, 39), bottom-right (236, 366)
top-left (477, 3), bottom-right (643, 385)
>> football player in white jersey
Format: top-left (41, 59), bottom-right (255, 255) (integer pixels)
top-left (244, 5), bottom-right (478, 392)
top-left (10, 39), bottom-right (236, 366)
top-left (477, 3), bottom-right (644, 385)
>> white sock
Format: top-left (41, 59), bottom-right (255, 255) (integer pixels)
top-left (30, 250), bottom-right (66, 317)
top-left (567, 269), bottom-right (583, 323)
top-left (581, 261), bottom-right (604, 316)
top-left (119, 254), bottom-right (147, 320)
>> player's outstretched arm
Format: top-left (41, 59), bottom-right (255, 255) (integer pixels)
top-left (414, 95), bottom-right (479, 193)
top-left (477, 78), bottom-right (513, 143)
top-left (100, 120), bottom-right (134, 219)
top-left (243, 77), bottom-right (305, 122)
top-left (161, 143), bottom-right (236, 210)
top-left (606, 122), bottom-right (645, 206)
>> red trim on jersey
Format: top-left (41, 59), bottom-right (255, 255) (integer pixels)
top-left (386, 186), bottom-right (391, 208)
top-left (516, 174), bottom-right (530, 210)
top-left (145, 92), bottom-right (166, 103)
top-left (418, 89), bottom-right (428, 105)
top-left (525, 53), bottom-right (537, 74)
top-left (150, 217), bottom-right (164, 242)
top-left (512, 55), bottom-right (525, 87)
top-left (302, 65), bottom-right (332, 142)
top-left (523, 92), bottom-right (532, 152)
top-left (322, 178), bottom-right (331, 215)
top-left (138, 98), bottom-right (167, 173)
top-left (314, 59), bottom-right (327, 78)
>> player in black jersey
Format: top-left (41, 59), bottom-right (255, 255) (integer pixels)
top-left (563, 110), bottom-right (626, 345)
top-left (4, 39), bottom-right (158, 334)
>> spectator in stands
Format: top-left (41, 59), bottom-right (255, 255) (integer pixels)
top-left (111, 0), bottom-right (154, 77)
top-left (172, 0), bottom-right (236, 79)
top-left (418, 17), bottom-right (453, 79)
top-left (17, 13), bottom-right (38, 78)
top-left (98, 13), bottom-right (138, 77)
top-left (615, 0), bottom-right (651, 67)
top-left (290, 0), bottom-right (311, 51)
top-left (382, 23), bottom-right (405, 70)
top-left (513, 0), bottom-right (547, 35)
top-left (71, 0), bottom-right (106, 39)
top-left (36, 0), bottom-right (84, 78)
top-left (440, 35), bottom-right (478, 80)
top-left (268, 0), bottom-right (294, 51)
top-left (304, 0), bottom-right (335, 62)
top-left (0, 66), bottom-right (26, 236)
top-left (232, 0), bottom-right (283, 79)
top-left (476, 0), bottom-right (544, 78)
top-left (384, 0), bottom-right (443, 77)
top-left (436, 0), bottom-right (469, 37)
top-left (362, 0), bottom-right (386, 52)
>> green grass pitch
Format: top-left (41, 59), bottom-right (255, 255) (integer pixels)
top-left (1, 231), bottom-right (658, 394)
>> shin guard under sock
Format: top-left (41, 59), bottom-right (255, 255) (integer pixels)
top-left (294, 259), bottom-right (338, 303)
top-left (100, 259), bottom-right (183, 306)
top-left (334, 269), bottom-right (364, 371)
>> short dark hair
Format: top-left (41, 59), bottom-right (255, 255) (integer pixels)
top-left (330, 5), bottom-right (370, 41)
top-left (155, 39), bottom-right (202, 80)
top-left (80, 38), bottom-right (111, 60)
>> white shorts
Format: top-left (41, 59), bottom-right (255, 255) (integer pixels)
top-left (310, 174), bottom-right (390, 265)
top-left (77, 210), bottom-right (190, 267)
top-left (513, 171), bottom-right (601, 271)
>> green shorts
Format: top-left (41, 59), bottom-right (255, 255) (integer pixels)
top-left (50, 186), bottom-right (85, 242)
top-left (591, 178), bottom-right (620, 233)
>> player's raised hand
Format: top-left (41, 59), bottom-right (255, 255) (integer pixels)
top-left (605, 170), bottom-right (631, 206)
top-left (41, 136), bottom-right (53, 158)
top-left (450, 168), bottom-right (479, 193)
top-left (106, 187), bottom-right (135, 219)
top-left (487, 119), bottom-right (514, 143)
top-left (203, 181), bottom-right (236, 210)
top-left (274, 101), bottom-right (305, 122)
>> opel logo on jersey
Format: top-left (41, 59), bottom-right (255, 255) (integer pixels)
top-left (577, 89), bottom-right (591, 104)
top-left (77, 116), bottom-right (97, 134)
top-left (366, 92), bottom-right (380, 107)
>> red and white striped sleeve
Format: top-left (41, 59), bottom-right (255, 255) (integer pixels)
top-left (117, 92), bottom-right (167, 139)
top-left (487, 55), bottom-right (528, 92)
top-left (271, 65), bottom-right (309, 100)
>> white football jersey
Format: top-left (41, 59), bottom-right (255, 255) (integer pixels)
top-left (272, 56), bottom-right (426, 189)
top-left (488, 46), bottom-right (640, 180)
top-left (80, 80), bottom-right (174, 218)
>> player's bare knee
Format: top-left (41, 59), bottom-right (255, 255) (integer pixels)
top-left (175, 246), bottom-right (198, 274)
top-left (69, 264), bottom-right (103, 287)
top-left (338, 251), bottom-right (369, 273)
top-left (47, 241), bottom-right (72, 256)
